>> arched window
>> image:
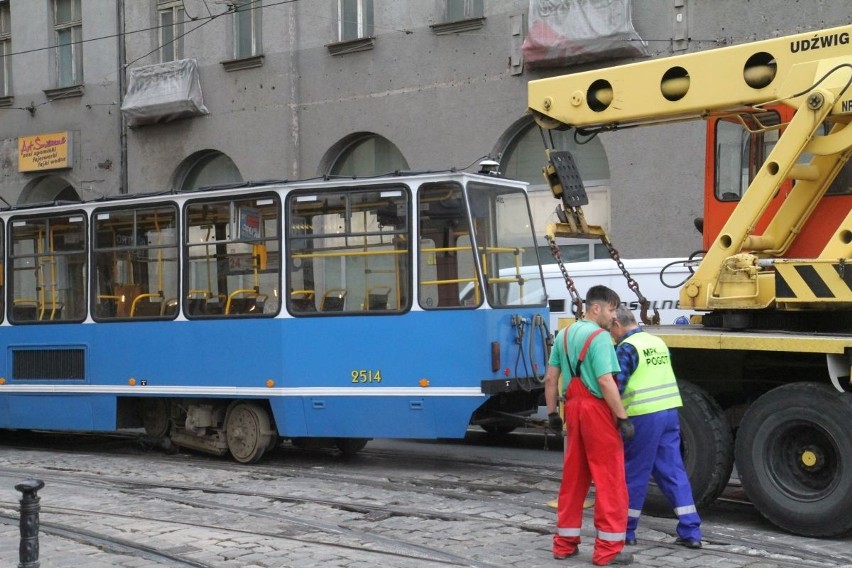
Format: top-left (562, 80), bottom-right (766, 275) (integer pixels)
top-left (499, 120), bottom-right (611, 262)
top-left (328, 134), bottom-right (409, 177)
top-left (19, 175), bottom-right (80, 205)
top-left (175, 151), bottom-right (243, 192)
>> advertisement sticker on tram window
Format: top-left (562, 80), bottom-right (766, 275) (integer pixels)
top-left (238, 207), bottom-right (261, 240)
top-left (351, 370), bottom-right (383, 383)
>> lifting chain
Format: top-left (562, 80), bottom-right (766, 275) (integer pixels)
top-left (600, 235), bottom-right (660, 325)
top-left (546, 233), bottom-right (660, 326)
top-left (545, 234), bottom-right (585, 319)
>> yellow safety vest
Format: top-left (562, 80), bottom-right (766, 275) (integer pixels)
top-left (619, 331), bottom-right (682, 417)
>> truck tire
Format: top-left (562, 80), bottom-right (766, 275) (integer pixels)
top-left (735, 382), bottom-right (852, 537)
top-left (644, 381), bottom-right (733, 513)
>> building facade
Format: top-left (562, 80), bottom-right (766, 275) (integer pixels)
top-left (0, 0), bottom-right (848, 260)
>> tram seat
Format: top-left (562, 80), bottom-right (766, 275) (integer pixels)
top-left (12, 300), bottom-right (38, 321)
top-left (186, 296), bottom-right (208, 315)
top-left (228, 294), bottom-right (268, 314)
top-left (364, 286), bottom-right (391, 311)
top-left (43, 302), bottom-right (64, 320)
top-left (186, 290), bottom-right (212, 315)
top-left (290, 290), bottom-right (316, 312)
top-left (132, 301), bottom-right (163, 317)
top-left (161, 298), bottom-right (179, 316)
top-left (321, 289), bottom-right (347, 311)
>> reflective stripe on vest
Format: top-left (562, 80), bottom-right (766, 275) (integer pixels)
top-left (620, 331), bottom-right (682, 416)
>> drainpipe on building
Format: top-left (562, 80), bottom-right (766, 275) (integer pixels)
top-left (117, 0), bottom-right (128, 194)
top-left (288, 4), bottom-right (300, 179)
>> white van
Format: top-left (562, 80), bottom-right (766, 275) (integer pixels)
top-left (460, 258), bottom-right (694, 332)
top-left (538, 257), bottom-right (695, 330)
top-left (459, 258), bottom-right (694, 333)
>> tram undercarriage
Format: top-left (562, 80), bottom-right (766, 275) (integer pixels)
top-left (122, 397), bottom-right (368, 464)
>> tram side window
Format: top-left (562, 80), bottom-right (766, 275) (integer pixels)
top-left (287, 187), bottom-right (409, 315)
top-left (9, 213), bottom-right (87, 323)
top-left (92, 205), bottom-right (179, 320)
top-left (418, 182), bottom-right (479, 309)
top-left (184, 194), bottom-right (280, 317)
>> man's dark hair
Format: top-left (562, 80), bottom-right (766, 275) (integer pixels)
top-left (586, 285), bottom-right (620, 308)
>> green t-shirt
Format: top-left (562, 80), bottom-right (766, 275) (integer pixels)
top-left (548, 320), bottom-right (620, 398)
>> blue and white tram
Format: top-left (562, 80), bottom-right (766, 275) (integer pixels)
top-left (0, 172), bottom-right (550, 462)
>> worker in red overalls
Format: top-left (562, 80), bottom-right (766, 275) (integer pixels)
top-left (544, 285), bottom-right (635, 566)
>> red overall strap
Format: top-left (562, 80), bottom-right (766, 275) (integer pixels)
top-left (563, 325), bottom-right (606, 376)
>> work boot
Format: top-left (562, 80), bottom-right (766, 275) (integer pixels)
top-left (593, 550), bottom-right (634, 566)
top-left (675, 538), bottom-right (702, 549)
top-left (553, 548), bottom-right (579, 560)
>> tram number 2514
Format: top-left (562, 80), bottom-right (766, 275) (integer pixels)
top-left (351, 370), bottom-right (383, 383)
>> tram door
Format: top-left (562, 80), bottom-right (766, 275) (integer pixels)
top-left (418, 183), bottom-right (479, 309)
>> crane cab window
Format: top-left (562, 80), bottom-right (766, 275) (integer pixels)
top-left (715, 111), bottom-right (852, 199)
top-left (287, 187), bottom-right (409, 315)
top-left (9, 212), bottom-right (87, 323)
top-left (92, 205), bottom-right (179, 320)
top-left (184, 194), bottom-right (280, 317)
top-left (714, 110), bottom-right (780, 201)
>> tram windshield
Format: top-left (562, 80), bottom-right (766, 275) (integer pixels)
top-left (418, 180), bottom-right (546, 309)
top-left (467, 181), bottom-right (546, 308)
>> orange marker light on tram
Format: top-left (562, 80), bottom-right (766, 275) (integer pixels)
top-left (419, 378), bottom-right (430, 388)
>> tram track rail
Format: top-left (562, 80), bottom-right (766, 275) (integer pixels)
top-left (0, 504), bottom-right (488, 568)
top-left (0, 511), bottom-right (210, 568)
top-left (0, 433), bottom-right (849, 567)
top-left (0, 462), bottom-right (844, 568)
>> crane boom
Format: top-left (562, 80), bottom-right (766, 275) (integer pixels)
top-left (528, 25), bottom-right (852, 129)
top-left (529, 25), bottom-right (852, 319)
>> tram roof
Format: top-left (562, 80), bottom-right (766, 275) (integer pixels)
top-left (3, 170), bottom-right (528, 214)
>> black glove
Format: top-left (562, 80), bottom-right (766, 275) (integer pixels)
top-left (548, 412), bottom-right (563, 432)
top-left (617, 417), bottom-right (635, 441)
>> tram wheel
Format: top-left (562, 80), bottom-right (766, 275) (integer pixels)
top-left (225, 402), bottom-right (272, 464)
top-left (643, 381), bottom-right (733, 514)
top-left (336, 438), bottom-right (369, 456)
top-left (140, 398), bottom-right (171, 439)
top-left (735, 382), bottom-right (852, 537)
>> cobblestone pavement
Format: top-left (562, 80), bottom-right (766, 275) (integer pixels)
top-left (0, 433), bottom-right (848, 568)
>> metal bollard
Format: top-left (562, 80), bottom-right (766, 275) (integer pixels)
top-left (15, 479), bottom-right (44, 568)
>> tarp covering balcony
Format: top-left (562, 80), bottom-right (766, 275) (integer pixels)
top-left (522, 0), bottom-right (648, 68)
top-left (121, 58), bottom-right (209, 127)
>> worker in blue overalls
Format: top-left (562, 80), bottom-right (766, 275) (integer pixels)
top-left (610, 305), bottom-right (702, 549)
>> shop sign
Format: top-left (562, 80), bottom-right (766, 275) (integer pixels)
top-left (18, 132), bottom-right (73, 172)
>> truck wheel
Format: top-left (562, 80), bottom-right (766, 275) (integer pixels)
top-left (644, 381), bottom-right (733, 513)
top-left (679, 381), bottom-right (734, 507)
top-left (735, 382), bottom-right (852, 537)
